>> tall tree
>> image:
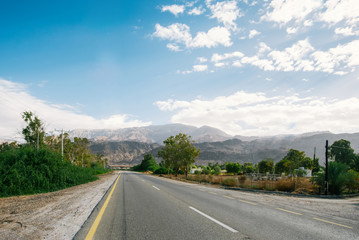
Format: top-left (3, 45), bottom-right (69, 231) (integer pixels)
top-left (21, 111), bottom-right (46, 148)
top-left (329, 139), bottom-right (355, 167)
top-left (158, 133), bottom-right (200, 176)
top-left (258, 158), bottom-right (274, 174)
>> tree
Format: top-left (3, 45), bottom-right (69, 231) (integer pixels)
top-left (242, 162), bottom-right (254, 174)
top-left (329, 139), bottom-right (355, 167)
top-left (158, 133), bottom-right (200, 177)
top-left (258, 158), bottom-right (274, 174)
top-left (312, 157), bottom-right (320, 173)
top-left (275, 149), bottom-right (309, 174)
top-left (21, 111), bottom-right (46, 149)
top-left (225, 162), bottom-right (241, 174)
top-left (312, 161), bottom-right (353, 195)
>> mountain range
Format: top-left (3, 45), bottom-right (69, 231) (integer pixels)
top-left (68, 124), bottom-right (359, 166)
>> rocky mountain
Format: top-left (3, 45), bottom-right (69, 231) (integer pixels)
top-left (69, 124), bottom-right (232, 144)
top-left (89, 132), bottom-right (359, 166)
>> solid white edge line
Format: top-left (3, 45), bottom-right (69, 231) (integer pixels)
top-left (152, 185), bottom-right (160, 190)
top-left (189, 206), bottom-right (238, 233)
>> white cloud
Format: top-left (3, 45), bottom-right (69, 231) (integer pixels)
top-left (261, 0), bottom-right (323, 25)
top-left (155, 91), bottom-right (359, 136)
top-left (286, 27), bottom-right (298, 34)
top-left (215, 62), bottom-right (227, 67)
top-left (311, 39), bottom-right (359, 73)
top-left (153, 23), bottom-right (232, 49)
top-left (188, 6), bottom-right (206, 15)
top-left (197, 57), bottom-right (208, 63)
top-left (268, 39), bottom-right (315, 71)
top-left (249, 29), bottom-right (261, 39)
top-left (0, 79), bottom-right (151, 140)
top-left (211, 51), bottom-right (244, 62)
top-left (191, 26), bottom-right (233, 48)
top-left (166, 43), bottom-right (182, 51)
top-left (258, 42), bottom-right (271, 54)
top-left (241, 56), bottom-right (275, 71)
top-left (207, 0), bottom-right (242, 29)
top-left (193, 64), bottom-right (208, 72)
top-left (320, 0), bottom-right (359, 26)
top-left (153, 23), bottom-right (192, 45)
top-left (207, 39), bottom-right (359, 74)
top-left (335, 26), bottom-right (359, 36)
top-left (161, 4), bottom-right (185, 16)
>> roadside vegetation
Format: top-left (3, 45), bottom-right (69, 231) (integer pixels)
top-left (0, 111), bottom-right (110, 197)
top-left (133, 133), bottom-right (359, 195)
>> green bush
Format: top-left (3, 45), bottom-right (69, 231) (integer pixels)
top-left (312, 161), bottom-right (355, 195)
top-left (213, 166), bottom-right (221, 175)
top-left (153, 167), bottom-right (169, 174)
top-left (0, 146), bottom-right (98, 197)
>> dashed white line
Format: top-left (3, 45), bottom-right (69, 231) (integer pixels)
top-left (152, 185), bottom-right (160, 190)
top-left (189, 206), bottom-right (238, 233)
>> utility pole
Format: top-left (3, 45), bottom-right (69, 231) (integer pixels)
top-left (325, 140), bottom-right (329, 195)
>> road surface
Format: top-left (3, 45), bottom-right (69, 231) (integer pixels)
top-left (74, 171), bottom-right (359, 240)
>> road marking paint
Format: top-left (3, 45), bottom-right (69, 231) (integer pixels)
top-left (276, 208), bottom-right (303, 215)
top-left (208, 191), bottom-right (217, 195)
top-left (85, 173), bottom-right (121, 240)
top-left (313, 217), bottom-right (352, 229)
top-left (223, 195), bottom-right (235, 200)
top-left (189, 206), bottom-right (238, 233)
top-left (199, 189), bottom-right (206, 191)
top-left (152, 185), bottom-right (160, 190)
top-left (238, 199), bottom-right (257, 205)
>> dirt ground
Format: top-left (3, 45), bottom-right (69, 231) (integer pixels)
top-left (0, 171), bottom-right (119, 240)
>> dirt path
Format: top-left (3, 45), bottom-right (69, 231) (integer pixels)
top-left (0, 171), bottom-right (119, 240)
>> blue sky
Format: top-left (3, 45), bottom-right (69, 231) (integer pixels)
top-left (1, 0), bottom-right (359, 140)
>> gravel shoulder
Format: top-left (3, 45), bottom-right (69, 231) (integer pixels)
top-left (0, 171), bottom-right (119, 240)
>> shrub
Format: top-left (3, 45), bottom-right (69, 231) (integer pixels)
top-left (153, 167), bottom-right (168, 175)
top-left (222, 178), bottom-right (236, 187)
top-left (275, 179), bottom-right (296, 192)
top-left (213, 166), bottom-right (221, 175)
top-left (0, 146), bottom-right (98, 197)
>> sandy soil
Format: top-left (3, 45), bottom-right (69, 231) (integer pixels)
top-left (0, 171), bottom-right (119, 240)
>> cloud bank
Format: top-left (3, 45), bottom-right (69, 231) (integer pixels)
top-left (155, 91), bottom-right (359, 136)
top-left (0, 79), bottom-right (151, 140)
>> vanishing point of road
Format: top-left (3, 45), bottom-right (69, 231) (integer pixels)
top-left (74, 171), bottom-right (359, 240)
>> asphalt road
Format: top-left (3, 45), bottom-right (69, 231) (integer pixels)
top-left (74, 171), bottom-right (359, 240)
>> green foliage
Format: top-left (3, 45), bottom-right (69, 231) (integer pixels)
top-left (0, 146), bottom-right (99, 197)
top-left (158, 133), bottom-right (200, 176)
top-left (202, 166), bottom-right (211, 175)
top-left (21, 111), bottom-right (46, 148)
top-left (312, 161), bottom-right (356, 195)
top-left (213, 166), bottom-right (221, 175)
top-left (275, 149), bottom-right (313, 174)
top-left (132, 154), bottom-right (159, 172)
top-left (329, 139), bottom-right (355, 167)
top-left (225, 162), bottom-right (241, 174)
top-left (242, 162), bottom-right (254, 173)
top-left (258, 158), bottom-right (274, 174)
top-left (153, 167), bottom-right (171, 175)
top-left (312, 157), bottom-right (320, 173)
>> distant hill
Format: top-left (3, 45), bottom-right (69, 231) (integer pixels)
top-left (89, 132), bottom-right (359, 166)
top-left (69, 124), bottom-right (232, 144)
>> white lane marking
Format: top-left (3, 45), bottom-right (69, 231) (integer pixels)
top-left (189, 206), bottom-right (238, 233)
top-left (152, 185), bottom-right (160, 190)
top-left (142, 180), bottom-right (145, 182)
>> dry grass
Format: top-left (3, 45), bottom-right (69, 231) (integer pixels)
top-left (161, 174), bottom-right (320, 195)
